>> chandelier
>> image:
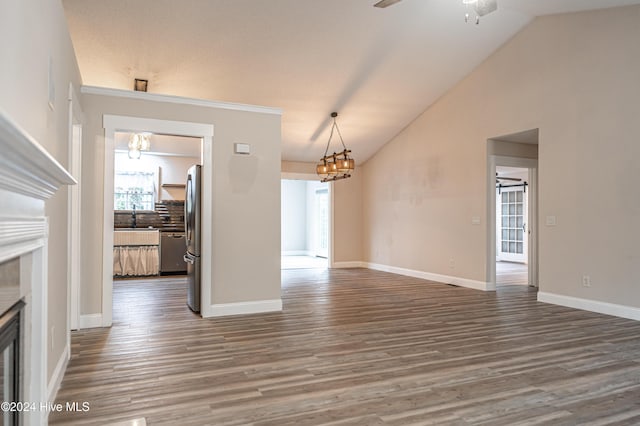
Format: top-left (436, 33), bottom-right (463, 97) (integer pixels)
top-left (316, 112), bottom-right (355, 182)
top-left (128, 133), bottom-right (151, 159)
top-left (463, 0), bottom-right (497, 24)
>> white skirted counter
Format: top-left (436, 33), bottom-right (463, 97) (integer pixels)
top-left (113, 229), bottom-right (159, 276)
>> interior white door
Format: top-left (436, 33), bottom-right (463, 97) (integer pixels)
top-left (315, 189), bottom-right (329, 258)
top-left (497, 186), bottom-right (527, 263)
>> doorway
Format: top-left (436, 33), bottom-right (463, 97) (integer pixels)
top-left (496, 166), bottom-right (529, 286)
top-left (281, 178), bottom-right (330, 270)
top-left (486, 129), bottom-right (539, 290)
top-left (101, 116), bottom-right (214, 326)
top-left (112, 132), bottom-right (201, 280)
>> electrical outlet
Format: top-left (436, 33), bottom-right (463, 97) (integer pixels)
top-left (449, 258), bottom-right (455, 269)
top-left (51, 326), bottom-right (55, 350)
top-left (582, 275), bottom-right (591, 287)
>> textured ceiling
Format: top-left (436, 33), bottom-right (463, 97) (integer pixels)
top-left (62, 0), bottom-right (640, 164)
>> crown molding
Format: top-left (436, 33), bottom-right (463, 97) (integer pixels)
top-left (0, 109), bottom-right (76, 200)
top-left (81, 85), bottom-right (283, 116)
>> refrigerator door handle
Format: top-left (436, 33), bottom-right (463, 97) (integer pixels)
top-left (183, 253), bottom-right (195, 264)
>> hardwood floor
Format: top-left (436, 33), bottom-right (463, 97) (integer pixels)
top-left (496, 261), bottom-right (528, 286)
top-left (281, 255), bottom-right (328, 270)
top-left (51, 269), bottom-right (640, 425)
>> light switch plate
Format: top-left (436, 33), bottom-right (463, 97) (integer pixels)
top-left (546, 215), bottom-right (557, 226)
top-left (234, 143), bottom-right (250, 155)
top-left (471, 216), bottom-right (481, 225)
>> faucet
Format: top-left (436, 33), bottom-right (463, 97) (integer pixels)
top-left (132, 205), bottom-right (137, 228)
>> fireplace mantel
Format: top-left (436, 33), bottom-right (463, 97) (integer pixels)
top-left (0, 108), bottom-right (76, 201)
top-left (0, 108), bottom-right (76, 426)
top-left (0, 109), bottom-right (76, 265)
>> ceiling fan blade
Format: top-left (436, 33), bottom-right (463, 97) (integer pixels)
top-left (374, 0), bottom-right (403, 8)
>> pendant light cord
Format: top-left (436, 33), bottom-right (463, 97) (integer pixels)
top-left (323, 116), bottom-right (348, 158)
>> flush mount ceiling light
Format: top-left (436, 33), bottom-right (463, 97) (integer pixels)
top-left (316, 112), bottom-right (355, 183)
top-left (373, 0), bottom-right (497, 25)
top-left (128, 133), bottom-right (151, 159)
top-left (463, 0), bottom-right (497, 24)
top-left (134, 78), bottom-right (148, 92)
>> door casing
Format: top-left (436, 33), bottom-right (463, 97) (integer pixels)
top-left (487, 155), bottom-right (538, 289)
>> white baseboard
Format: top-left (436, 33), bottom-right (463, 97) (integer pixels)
top-left (365, 262), bottom-right (491, 291)
top-left (332, 261), bottom-right (365, 268)
top-left (282, 250), bottom-right (312, 256)
top-left (207, 299), bottom-right (283, 317)
top-left (47, 344), bottom-right (69, 404)
top-left (538, 292), bottom-right (640, 321)
top-left (80, 313), bottom-right (104, 329)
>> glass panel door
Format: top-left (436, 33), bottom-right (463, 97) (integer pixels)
top-left (497, 187), bottom-right (527, 263)
top-left (315, 189), bottom-right (329, 258)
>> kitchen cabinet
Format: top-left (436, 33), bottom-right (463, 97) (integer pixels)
top-left (113, 229), bottom-right (159, 276)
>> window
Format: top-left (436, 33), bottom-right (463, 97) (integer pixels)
top-left (114, 170), bottom-right (156, 210)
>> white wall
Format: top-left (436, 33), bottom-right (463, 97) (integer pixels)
top-left (362, 5), bottom-right (640, 309)
top-left (281, 180), bottom-right (308, 253)
top-left (0, 0), bottom-right (83, 389)
top-left (80, 92), bottom-right (282, 315)
top-left (281, 179), bottom-right (329, 255)
top-left (305, 180), bottom-right (327, 255)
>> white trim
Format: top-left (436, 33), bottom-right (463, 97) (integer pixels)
top-left (365, 262), bottom-right (492, 291)
top-left (538, 292), bottom-right (640, 322)
top-left (328, 182), bottom-right (334, 268)
top-left (82, 85), bottom-right (283, 116)
top-left (103, 115), bottom-right (214, 137)
top-left (332, 261), bottom-right (365, 268)
top-left (102, 123), bottom-right (115, 327)
top-left (528, 167), bottom-right (539, 288)
top-left (200, 136), bottom-right (213, 318)
top-left (282, 250), bottom-right (313, 256)
top-left (0, 220), bottom-right (47, 264)
top-left (281, 172), bottom-right (317, 180)
top-left (47, 343), bottom-right (69, 405)
top-left (209, 299), bottom-right (283, 317)
top-left (0, 109), bottom-right (76, 200)
top-left (103, 115), bottom-right (214, 324)
top-left (79, 314), bottom-right (104, 329)
top-left (68, 83), bottom-right (83, 332)
top-left (28, 247), bottom-right (48, 426)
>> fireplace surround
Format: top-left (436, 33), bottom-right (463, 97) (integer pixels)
top-left (0, 109), bottom-right (75, 425)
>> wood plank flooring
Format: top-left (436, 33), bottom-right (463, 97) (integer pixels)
top-left (281, 255), bottom-right (328, 270)
top-left (496, 261), bottom-right (528, 286)
top-left (50, 269), bottom-right (640, 425)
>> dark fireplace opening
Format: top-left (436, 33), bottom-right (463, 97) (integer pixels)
top-left (0, 300), bottom-right (24, 426)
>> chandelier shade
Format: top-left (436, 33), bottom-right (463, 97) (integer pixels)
top-left (127, 133), bottom-right (151, 159)
top-left (316, 112), bottom-right (355, 182)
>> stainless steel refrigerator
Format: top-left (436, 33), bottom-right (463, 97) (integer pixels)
top-left (184, 165), bottom-right (201, 312)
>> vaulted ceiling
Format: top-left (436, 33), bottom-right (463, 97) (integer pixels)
top-left (62, 0), bottom-right (640, 164)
